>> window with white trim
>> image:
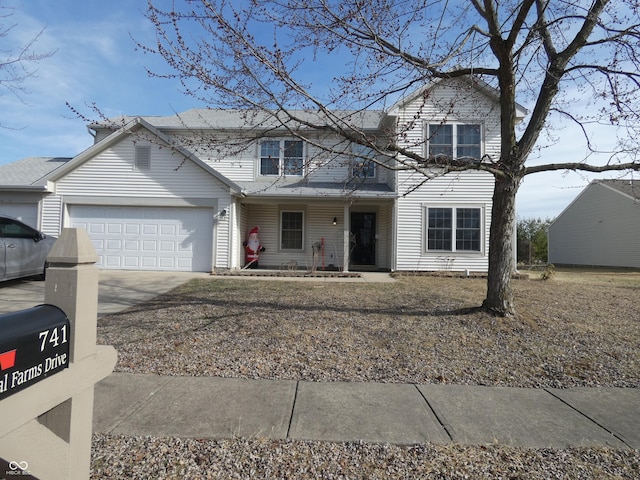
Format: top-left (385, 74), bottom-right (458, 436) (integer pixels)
top-left (260, 139), bottom-right (304, 176)
top-left (427, 124), bottom-right (481, 161)
top-left (281, 210), bottom-right (304, 250)
top-left (426, 207), bottom-right (482, 252)
top-left (351, 143), bottom-right (376, 178)
top-left (135, 145), bottom-right (151, 170)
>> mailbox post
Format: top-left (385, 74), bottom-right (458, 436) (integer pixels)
top-left (0, 229), bottom-right (117, 480)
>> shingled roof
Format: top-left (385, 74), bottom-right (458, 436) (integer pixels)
top-left (91, 108), bottom-right (387, 132)
top-left (598, 179), bottom-right (640, 200)
top-left (0, 157), bottom-right (70, 187)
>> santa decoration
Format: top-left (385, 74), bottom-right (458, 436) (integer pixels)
top-left (243, 226), bottom-right (265, 268)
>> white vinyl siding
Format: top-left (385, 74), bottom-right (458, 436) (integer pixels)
top-left (395, 171), bottom-right (493, 272)
top-left (549, 182), bottom-right (640, 268)
top-left (55, 139), bottom-right (229, 199)
top-left (394, 79), bottom-right (501, 165)
top-left (194, 137), bottom-right (258, 183)
top-left (391, 78), bottom-right (499, 273)
top-left (52, 137), bottom-right (234, 270)
top-left (41, 195), bottom-right (63, 236)
top-left (178, 130), bottom-right (393, 186)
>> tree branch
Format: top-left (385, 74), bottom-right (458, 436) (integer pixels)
top-left (524, 160), bottom-right (640, 176)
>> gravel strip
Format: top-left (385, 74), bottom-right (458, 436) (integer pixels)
top-left (92, 435), bottom-right (639, 479)
top-left (92, 276), bottom-right (640, 478)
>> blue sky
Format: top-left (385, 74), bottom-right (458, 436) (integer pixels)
top-left (0, 1), bottom-right (191, 161)
top-left (0, 1), bottom-right (633, 219)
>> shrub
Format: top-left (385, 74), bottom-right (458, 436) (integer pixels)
top-left (541, 263), bottom-right (556, 280)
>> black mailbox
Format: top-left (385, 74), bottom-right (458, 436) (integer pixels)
top-left (0, 305), bottom-right (70, 400)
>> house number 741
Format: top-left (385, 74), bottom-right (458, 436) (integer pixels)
top-left (38, 326), bottom-right (68, 352)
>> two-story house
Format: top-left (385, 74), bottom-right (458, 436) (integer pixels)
top-left (0, 77), bottom-right (526, 273)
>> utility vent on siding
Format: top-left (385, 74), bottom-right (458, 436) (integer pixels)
top-left (135, 145), bottom-right (151, 170)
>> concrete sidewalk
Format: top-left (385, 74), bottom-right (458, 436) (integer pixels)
top-left (94, 373), bottom-right (640, 449)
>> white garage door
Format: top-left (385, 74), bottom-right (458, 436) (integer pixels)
top-left (69, 206), bottom-right (213, 272)
top-left (0, 203), bottom-right (38, 228)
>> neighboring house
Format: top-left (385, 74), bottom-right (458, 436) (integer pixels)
top-left (0, 157), bottom-right (70, 228)
top-left (0, 77), bottom-right (526, 273)
top-left (548, 179), bottom-right (640, 268)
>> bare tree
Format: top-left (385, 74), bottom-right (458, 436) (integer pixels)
top-left (0, 2), bottom-right (55, 125)
top-left (140, 0), bottom-right (640, 316)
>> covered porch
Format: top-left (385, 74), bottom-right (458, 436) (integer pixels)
top-left (231, 183), bottom-right (396, 272)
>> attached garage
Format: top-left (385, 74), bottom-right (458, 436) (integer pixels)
top-left (2, 120), bottom-right (241, 272)
top-left (69, 205), bottom-right (214, 272)
top-left (0, 202), bottom-right (39, 228)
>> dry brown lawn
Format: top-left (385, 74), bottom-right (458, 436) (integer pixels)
top-left (92, 269), bottom-right (640, 479)
top-left (97, 269), bottom-right (640, 388)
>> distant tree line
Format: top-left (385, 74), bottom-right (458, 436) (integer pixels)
top-left (517, 217), bottom-right (552, 265)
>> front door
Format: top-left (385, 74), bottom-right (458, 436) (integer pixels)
top-left (350, 212), bottom-right (376, 267)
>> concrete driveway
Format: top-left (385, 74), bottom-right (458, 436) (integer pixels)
top-left (0, 270), bottom-right (210, 317)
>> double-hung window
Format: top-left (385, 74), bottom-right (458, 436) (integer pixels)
top-left (427, 124), bottom-right (481, 161)
top-left (351, 144), bottom-right (376, 178)
top-left (426, 207), bottom-right (482, 252)
top-left (281, 210), bottom-right (304, 250)
top-left (260, 139), bottom-right (304, 176)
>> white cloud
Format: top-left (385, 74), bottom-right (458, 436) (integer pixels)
top-left (0, 1), bottom-right (193, 164)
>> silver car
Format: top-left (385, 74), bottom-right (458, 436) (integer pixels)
top-left (0, 216), bottom-right (57, 282)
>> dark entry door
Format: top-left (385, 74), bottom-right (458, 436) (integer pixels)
top-left (350, 212), bottom-right (376, 267)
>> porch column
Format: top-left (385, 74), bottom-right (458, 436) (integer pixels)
top-left (342, 204), bottom-right (350, 272)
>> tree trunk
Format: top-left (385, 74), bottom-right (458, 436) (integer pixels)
top-left (483, 175), bottom-right (519, 316)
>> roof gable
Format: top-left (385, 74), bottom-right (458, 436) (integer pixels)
top-left (50, 117), bottom-right (241, 193)
top-left (388, 76), bottom-right (528, 121)
top-left (551, 179), bottom-right (639, 226)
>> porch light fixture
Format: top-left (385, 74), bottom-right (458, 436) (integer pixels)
top-left (332, 217), bottom-right (337, 226)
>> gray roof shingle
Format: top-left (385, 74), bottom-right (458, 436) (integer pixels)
top-left (598, 179), bottom-right (640, 200)
top-left (0, 157), bottom-right (71, 187)
top-left (94, 109), bottom-right (386, 132)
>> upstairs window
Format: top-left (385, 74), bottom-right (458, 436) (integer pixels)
top-left (351, 144), bottom-right (376, 178)
top-left (135, 145), bottom-right (151, 170)
top-left (426, 207), bottom-right (482, 252)
top-left (260, 139), bottom-right (304, 176)
top-left (427, 124), bottom-right (481, 161)
top-left (428, 125), bottom-right (453, 159)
